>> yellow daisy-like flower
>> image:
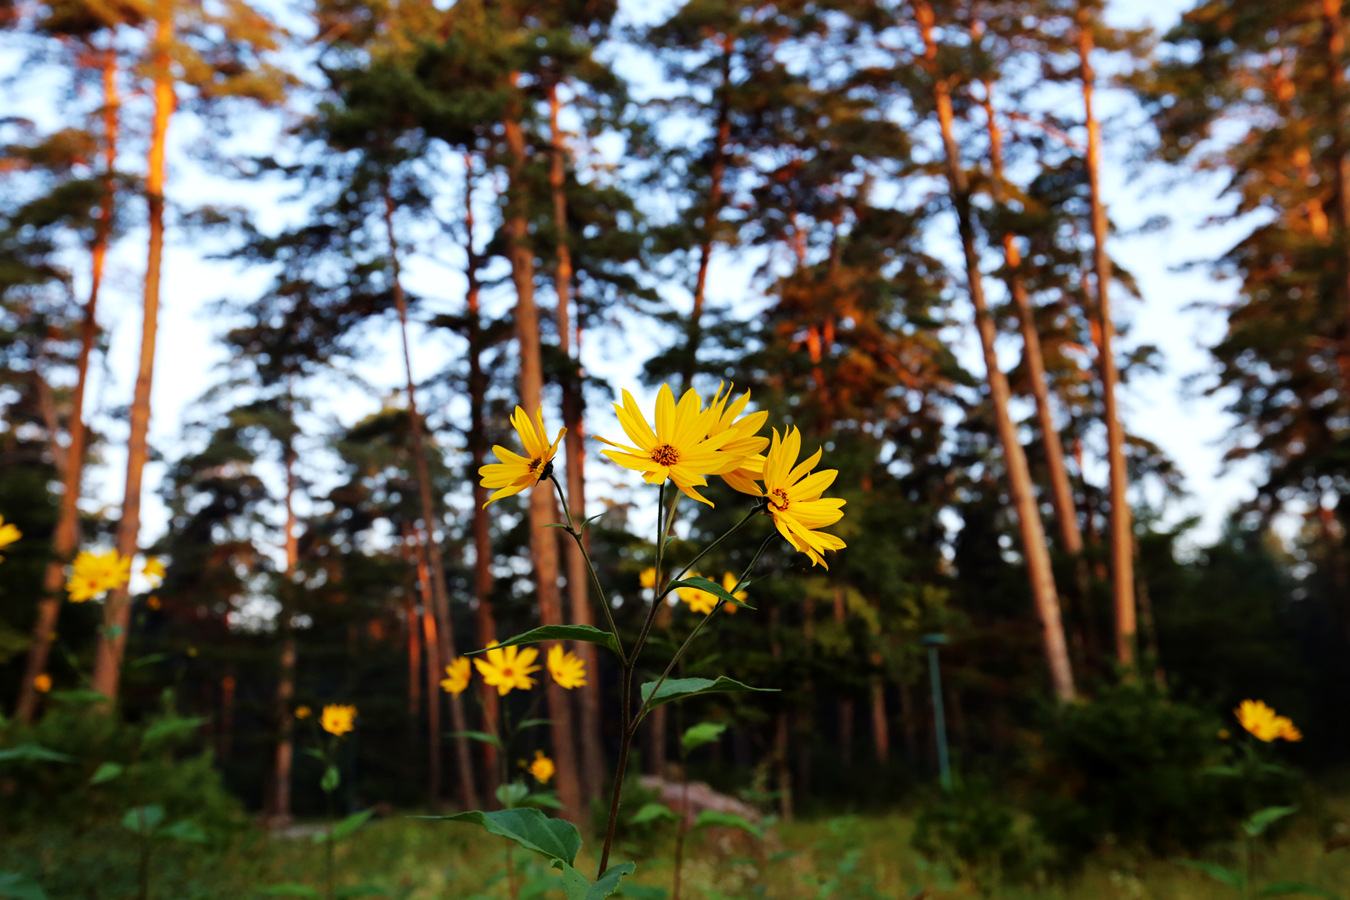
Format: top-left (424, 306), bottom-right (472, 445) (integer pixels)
top-left (142, 557), bottom-right (166, 587)
top-left (441, 657), bottom-right (472, 695)
top-left (479, 407), bottom-right (565, 508)
top-left (761, 427), bottom-right (846, 569)
top-left (529, 750), bottom-right (555, 785)
top-left (721, 572), bottom-right (746, 615)
top-left (321, 704), bottom-right (357, 736)
top-left (547, 644), bottom-right (587, 690)
top-left (34, 673), bottom-right (52, 693)
top-left (295, 705), bottom-right (312, 720)
top-left (0, 515), bottom-right (21, 559)
top-left (640, 566), bottom-right (689, 604)
top-left (1234, 699), bottom-right (1299, 742)
top-left (681, 574), bottom-right (720, 615)
top-left (66, 549), bottom-right (133, 602)
top-left (598, 385), bottom-right (743, 506)
top-left (705, 384), bottom-right (770, 496)
top-left (473, 641), bottom-right (540, 696)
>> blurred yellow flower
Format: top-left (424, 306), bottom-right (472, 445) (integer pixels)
top-left (598, 385), bottom-right (741, 507)
top-left (322, 704), bottom-right (356, 736)
top-left (479, 407), bottom-right (565, 507)
top-left (705, 385), bottom-right (769, 496)
top-left (474, 641), bottom-right (540, 696)
top-left (295, 705), bottom-right (312, 720)
top-left (681, 574), bottom-right (719, 615)
top-left (0, 515), bottom-right (21, 559)
top-left (66, 549), bottom-right (133, 602)
top-left (529, 750), bottom-right (555, 785)
top-left (721, 572), bottom-right (747, 615)
top-left (1218, 728), bottom-right (1231, 740)
top-left (34, 673), bottom-right (51, 693)
top-left (441, 657), bottom-right (472, 695)
top-left (547, 645), bottom-right (587, 690)
top-left (142, 558), bottom-right (166, 587)
top-left (640, 566), bottom-right (688, 604)
top-left (761, 428), bottom-right (846, 569)
top-left (1235, 699), bottom-right (1300, 742)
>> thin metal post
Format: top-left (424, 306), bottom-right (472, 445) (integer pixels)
top-left (922, 633), bottom-right (951, 790)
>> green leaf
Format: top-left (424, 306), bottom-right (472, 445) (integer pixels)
top-left (519, 791), bottom-right (564, 810)
top-left (556, 861), bottom-right (637, 900)
top-left (1201, 764), bottom-right (1242, 777)
top-left (304, 749), bottom-right (327, 762)
top-left (615, 885), bottom-right (667, 900)
top-left (1258, 883), bottom-right (1342, 899)
top-left (638, 677), bottom-right (777, 719)
top-left (682, 722), bottom-right (727, 755)
top-left (517, 718), bottom-right (552, 731)
top-left (121, 805), bottom-right (165, 836)
top-left (496, 782), bottom-right (529, 808)
top-left (323, 809), bottom-right (375, 843)
top-left (48, 689), bottom-right (108, 706)
top-left (321, 765), bottom-right (340, 793)
top-left (432, 808), bottom-right (582, 866)
top-left (1178, 859), bottom-right (1245, 890)
top-left (693, 810), bottom-right (762, 838)
top-left (336, 886), bottom-right (387, 900)
top-left (668, 576), bottom-right (755, 610)
top-left (141, 716), bottom-right (207, 747)
top-left (1244, 805), bottom-right (1298, 838)
top-left (161, 820), bottom-right (209, 844)
top-left (472, 625), bottom-right (622, 660)
top-left (128, 653), bottom-right (169, 670)
top-left (0, 744), bottom-right (74, 764)
top-left (89, 762), bottom-right (124, 784)
top-left (451, 730), bottom-right (504, 749)
top-left (0, 871), bottom-right (49, 900)
top-left (629, 803), bottom-right (678, 826)
top-left (257, 885), bottom-right (322, 898)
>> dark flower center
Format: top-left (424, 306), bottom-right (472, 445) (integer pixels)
top-left (770, 488), bottom-right (791, 511)
top-left (651, 444), bottom-right (680, 466)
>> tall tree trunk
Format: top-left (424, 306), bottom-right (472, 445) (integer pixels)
top-left (383, 186), bottom-right (479, 811)
top-left (413, 534), bottom-right (443, 807)
top-left (405, 552), bottom-right (422, 752)
top-left (463, 157), bottom-right (501, 798)
top-left (270, 448), bottom-right (299, 823)
top-left (91, 11), bottom-right (174, 701)
top-left (870, 664), bottom-right (889, 764)
top-left (504, 85), bottom-right (584, 818)
top-left (16, 47), bottom-right (119, 721)
top-left (1077, 5), bottom-right (1136, 669)
top-left (549, 84), bottom-right (605, 802)
top-left (917, 1), bottom-right (1075, 702)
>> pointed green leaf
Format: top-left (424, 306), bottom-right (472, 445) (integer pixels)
top-left (614, 885), bottom-right (667, 900)
top-left (161, 820), bottom-right (209, 844)
top-left (121, 805), bottom-right (165, 836)
top-left (629, 803), bottom-right (678, 826)
top-left (431, 808), bottom-right (582, 866)
top-left (0, 872), bottom-right (49, 900)
top-left (49, 689), bottom-right (108, 706)
top-left (89, 762), bottom-right (124, 785)
top-left (451, 730), bottom-right (504, 749)
top-left (470, 625), bottom-right (621, 660)
top-left (517, 718), bottom-right (552, 731)
top-left (681, 722), bottom-right (727, 755)
top-left (520, 791), bottom-right (564, 810)
top-left (0, 744), bottom-right (74, 764)
top-left (316, 809), bottom-right (374, 843)
top-left (668, 577), bottom-right (754, 610)
top-left (1177, 859), bottom-right (1245, 889)
top-left (141, 716), bottom-right (207, 747)
top-left (128, 653), bottom-right (169, 670)
top-left (556, 861), bottom-right (637, 900)
top-left (321, 765), bottom-right (340, 793)
top-left (638, 677), bottom-right (776, 719)
top-left (692, 810), bottom-right (762, 838)
top-left (1257, 883), bottom-right (1342, 899)
top-left (496, 782), bottom-right (529, 808)
top-left (1243, 805), bottom-right (1297, 838)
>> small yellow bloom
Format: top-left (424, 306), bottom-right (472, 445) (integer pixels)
top-left (0, 515), bottom-right (22, 559)
top-left (597, 385), bottom-right (744, 506)
top-left (1235, 699), bottom-right (1300, 742)
top-left (147, 595), bottom-right (162, 611)
top-left (441, 657), bottom-right (472, 695)
top-left (529, 750), bottom-right (555, 785)
top-left (473, 641), bottom-right (540, 696)
top-left (705, 385), bottom-right (770, 496)
top-left (34, 673), bottom-right (52, 693)
top-left (761, 427), bottom-right (846, 568)
top-left (322, 704), bottom-right (357, 736)
top-left (66, 549), bottom-right (133, 602)
top-left (721, 572), bottom-right (746, 615)
top-left (479, 407), bottom-right (565, 507)
top-left (295, 705), bottom-right (312, 720)
top-left (1218, 728), bottom-right (1231, 740)
top-left (547, 644), bottom-right (587, 690)
top-left (681, 574), bottom-right (720, 615)
top-left (187, 647), bottom-right (198, 658)
top-left (640, 566), bottom-right (688, 604)
top-left (142, 557), bottom-right (166, 587)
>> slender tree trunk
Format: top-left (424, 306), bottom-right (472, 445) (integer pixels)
top-left (383, 187), bottom-right (479, 811)
top-left (898, 677), bottom-right (918, 762)
top-left (15, 47), bottom-right (119, 721)
top-left (91, 12), bottom-right (174, 701)
top-left (870, 666), bottom-right (889, 764)
top-left (1077, 5), bottom-right (1136, 669)
top-left (549, 84), bottom-right (605, 802)
top-left (270, 448), bottom-right (299, 823)
top-left (917, 1), bottom-right (1075, 702)
top-left (405, 557), bottom-right (422, 751)
top-left (504, 85), bottom-right (584, 818)
top-left (463, 157), bottom-right (501, 798)
top-left (414, 534), bottom-right (443, 807)
top-left (220, 671), bottom-right (235, 762)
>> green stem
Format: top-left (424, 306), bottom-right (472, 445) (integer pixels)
top-left (549, 474), bottom-right (625, 656)
top-left (597, 663), bottom-right (633, 878)
top-left (666, 503), bottom-right (763, 591)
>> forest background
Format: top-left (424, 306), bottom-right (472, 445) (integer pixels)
top-left (2, 0), bottom-right (1350, 895)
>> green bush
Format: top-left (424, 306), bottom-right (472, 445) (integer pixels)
top-left (911, 780), bottom-right (1048, 893)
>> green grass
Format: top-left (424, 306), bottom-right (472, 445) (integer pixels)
top-left (5, 801), bottom-right (1349, 900)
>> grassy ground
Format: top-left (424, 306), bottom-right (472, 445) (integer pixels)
top-left (7, 801), bottom-right (1349, 899)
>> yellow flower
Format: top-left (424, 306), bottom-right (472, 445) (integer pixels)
top-left (147, 595), bottom-right (162, 611)
top-left (1235, 699), bottom-right (1299, 742)
top-left (681, 574), bottom-right (719, 615)
top-left (0, 515), bottom-right (21, 559)
top-left (142, 557), bottom-right (166, 587)
top-left (529, 750), bottom-right (555, 785)
top-left (1218, 728), bottom-right (1231, 740)
top-left (321, 704), bottom-right (356, 736)
top-left (760, 427), bottom-right (846, 568)
top-left (295, 705), bottom-right (312, 720)
top-left (597, 384), bottom-right (743, 506)
top-left (34, 673), bottom-right (52, 693)
top-left (547, 645), bottom-right (587, 690)
top-left (705, 385), bottom-right (770, 496)
top-left (473, 641), bottom-right (540, 696)
top-left (66, 549), bottom-right (133, 602)
top-left (721, 571), bottom-right (746, 615)
top-left (640, 566), bottom-right (688, 604)
top-left (479, 407), bottom-right (565, 507)
top-left (441, 657), bottom-right (472, 695)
